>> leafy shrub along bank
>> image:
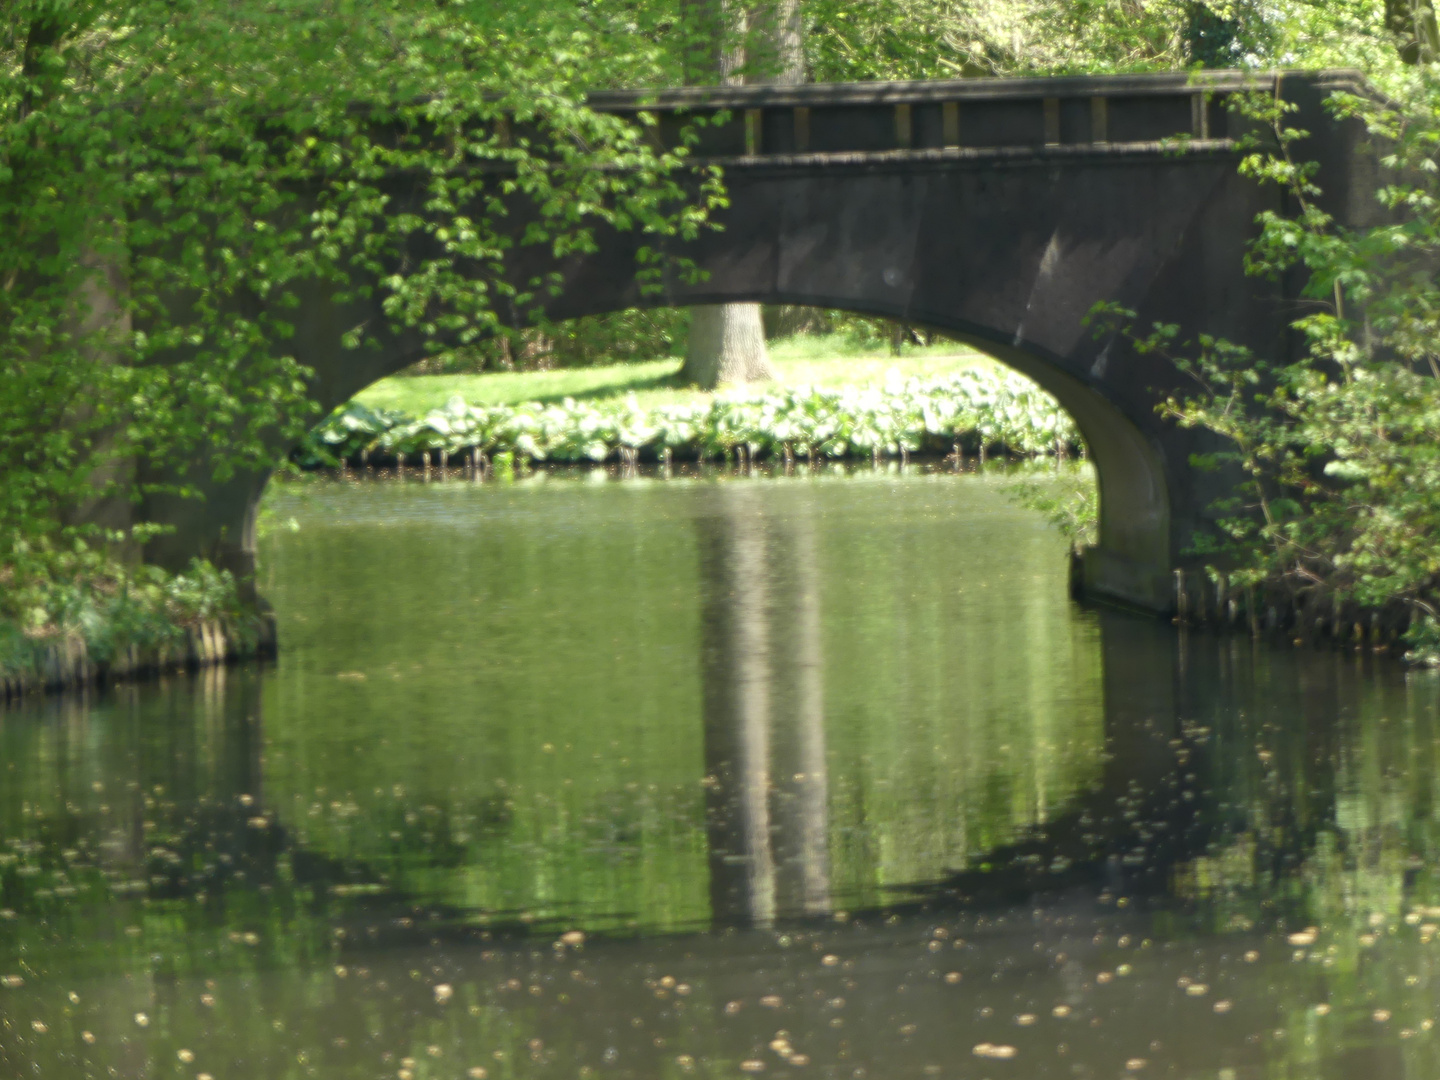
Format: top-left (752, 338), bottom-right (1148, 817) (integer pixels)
top-left (299, 370), bottom-right (1083, 468)
top-left (0, 549), bottom-right (275, 700)
top-left (1088, 85), bottom-right (1440, 667)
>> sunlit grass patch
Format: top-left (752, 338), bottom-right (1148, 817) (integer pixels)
top-left (352, 337), bottom-right (991, 415)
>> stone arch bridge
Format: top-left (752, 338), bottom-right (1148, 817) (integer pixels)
top-left (145, 69), bottom-right (1376, 614)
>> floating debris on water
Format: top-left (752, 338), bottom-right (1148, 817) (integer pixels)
top-left (973, 1043), bottom-right (1017, 1059)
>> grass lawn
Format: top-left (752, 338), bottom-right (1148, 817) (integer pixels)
top-left (352, 334), bottom-right (997, 415)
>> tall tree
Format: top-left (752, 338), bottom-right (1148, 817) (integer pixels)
top-left (0, 0), bottom-right (703, 569)
top-left (679, 1), bottom-right (802, 389)
top-left (1386, 0), bottom-right (1440, 63)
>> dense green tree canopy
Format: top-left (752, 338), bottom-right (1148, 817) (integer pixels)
top-left (1, 0), bottom-right (711, 552)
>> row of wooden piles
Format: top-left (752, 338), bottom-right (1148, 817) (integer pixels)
top-left (1171, 568), bottom-right (1420, 650)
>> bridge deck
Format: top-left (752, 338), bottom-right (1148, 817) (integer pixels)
top-left (586, 69), bottom-right (1365, 162)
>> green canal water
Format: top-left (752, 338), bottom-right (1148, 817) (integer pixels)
top-left (2, 465), bottom-right (1439, 1079)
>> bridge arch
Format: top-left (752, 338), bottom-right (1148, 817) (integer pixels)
top-left (549, 286), bottom-right (1174, 612)
top-left (138, 70), bottom-right (1373, 616)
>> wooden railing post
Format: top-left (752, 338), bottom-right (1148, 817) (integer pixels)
top-left (745, 108), bottom-right (762, 155)
top-left (1090, 97), bottom-right (1108, 144)
top-left (942, 101), bottom-right (960, 147)
top-left (1043, 97), bottom-right (1061, 146)
top-left (894, 103), bottom-right (912, 149)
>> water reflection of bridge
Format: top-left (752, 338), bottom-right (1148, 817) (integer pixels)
top-left (0, 567), bottom-right (1422, 938)
top-left (3, 588), bottom-right (1434, 1080)
top-left (695, 509), bottom-right (1405, 923)
top-left (0, 532), bottom-right (1418, 937)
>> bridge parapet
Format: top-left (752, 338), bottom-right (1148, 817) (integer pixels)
top-left (588, 70), bottom-right (1366, 163)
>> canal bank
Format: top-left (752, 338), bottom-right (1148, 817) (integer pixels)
top-left (8, 455), bottom-right (1433, 708)
top-left (0, 610), bottom-right (277, 703)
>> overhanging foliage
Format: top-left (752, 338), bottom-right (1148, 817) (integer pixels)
top-left (1, 0), bottom-right (716, 551)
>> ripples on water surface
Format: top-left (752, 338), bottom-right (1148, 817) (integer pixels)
top-left (2, 465), bottom-right (1439, 1079)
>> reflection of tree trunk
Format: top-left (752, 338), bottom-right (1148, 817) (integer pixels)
top-left (772, 503), bottom-right (831, 916)
top-left (699, 487), bottom-right (776, 926)
top-left (697, 487), bottom-right (832, 925)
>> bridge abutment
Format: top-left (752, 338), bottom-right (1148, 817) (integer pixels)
top-left (984, 342), bottom-right (1174, 612)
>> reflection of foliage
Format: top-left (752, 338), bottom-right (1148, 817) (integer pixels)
top-left (1165, 663), bottom-right (1440, 1069)
top-left (1004, 463), bottom-right (1099, 549)
top-left (1177, 654), bottom-right (1439, 925)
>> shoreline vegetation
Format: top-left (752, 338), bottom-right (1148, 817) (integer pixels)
top-left (0, 556), bottom-right (277, 704)
top-left (298, 349), bottom-right (1084, 470)
top-left (1118, 85), bottom-right (1440, 669)
top-left (4, 345), bottom-right (1090, 705)
top-left (0, 614), bottom-right (278, 704)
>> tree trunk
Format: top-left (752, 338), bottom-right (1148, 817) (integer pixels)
top-left (1386, 0), bottom-right (1440, 63)
top-left (679, 0), bottom-right (802, 389)
top-left (751, 0), bottom-right (804, 84)
top-left (60, 247), bottom-right (139, 559)
top-left (684, 303), bottom-right (775, 387)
